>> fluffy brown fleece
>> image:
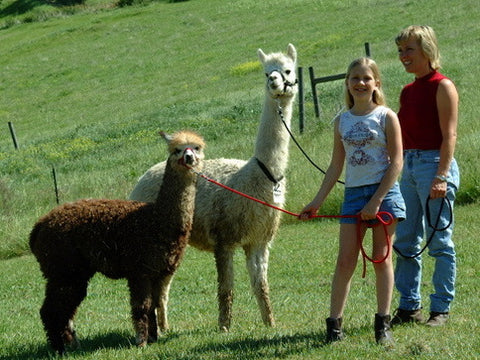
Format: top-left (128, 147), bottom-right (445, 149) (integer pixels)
top-left (30, 130), bottom-right (205, 355)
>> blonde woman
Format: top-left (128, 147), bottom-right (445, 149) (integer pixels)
top-left (392, 25), bottom-right (459, 327)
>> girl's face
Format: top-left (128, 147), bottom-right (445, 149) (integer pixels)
top-left (347, 64), bottom-right (379, 102)
top-left (397, 37), bottom-right (430, 77)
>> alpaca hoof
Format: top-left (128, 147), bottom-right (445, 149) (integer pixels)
top-left (147, 335), bottom-right (158, 344)
top-left (265, 316), bottom-right (276, 327)
top-left (67, 337), bottom-right (81, 351)
top-left (219, 326), bottom-right (229, 333)
top-left (136, 340), bottom-right (148, 348)
top-left (135, 335), bottom-right (148, 347)
top-left (64, 332), bottom-right (81, 350)
top-left (56, 349), bottom-right (67, 357)
top-left (51, 344), bottom-right (67, 357)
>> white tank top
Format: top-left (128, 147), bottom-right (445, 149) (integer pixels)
top-left (339, 106), bottom-right (390, 187)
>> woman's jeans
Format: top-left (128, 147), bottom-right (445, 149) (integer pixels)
top-left (394, 150), bottom-right (460, 313)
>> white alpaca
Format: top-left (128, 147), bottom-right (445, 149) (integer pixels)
top-left (130, 44), bottom-right (298, 331)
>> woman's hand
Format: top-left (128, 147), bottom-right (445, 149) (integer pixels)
top-left (430, 178), bottom-right (447, 199)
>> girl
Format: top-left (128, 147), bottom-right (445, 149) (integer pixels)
top-left (299, 57), bottom-right (405, 344)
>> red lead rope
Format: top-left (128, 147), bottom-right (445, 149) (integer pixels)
top-left (355, 212), bottom-right (393, 278)
top-left (192, 170), bottom-right (393, 278)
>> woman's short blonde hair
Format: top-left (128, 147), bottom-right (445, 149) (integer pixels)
top-left (344, 57), bottom-right (386, 109)
top-left (395, 25), bottom-right (441, 70)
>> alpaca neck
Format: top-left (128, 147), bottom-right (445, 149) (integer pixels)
top-left (254, 93), bottom-right (294, 180)
top-left (155, 161), bottom-right (196, 235)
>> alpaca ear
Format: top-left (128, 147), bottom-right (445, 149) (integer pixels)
top-left (257, 48), bottom-right (267, 63)
top-left (159, 131), bottom-right (173, 143)
top-left (286, 43), bottom-right (297, 63)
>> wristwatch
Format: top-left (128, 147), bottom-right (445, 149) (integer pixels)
top-left (435, 175), bottom-right (448, 182)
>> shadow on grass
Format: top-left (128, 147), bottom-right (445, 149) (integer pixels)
top-left (1, 330), bottom-right (329, 359)
top-left (173, 331), bottom-right (328, 359)
top-left (0, 330), bottom-right (145, 359)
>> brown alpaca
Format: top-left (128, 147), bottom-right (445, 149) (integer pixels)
top-left (29, 130), bottom-right (205, 355)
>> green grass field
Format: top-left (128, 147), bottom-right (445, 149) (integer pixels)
top-left (2, 204), bottom-right (480, 359)
top-left (1, 0), bottom-right (479, 358)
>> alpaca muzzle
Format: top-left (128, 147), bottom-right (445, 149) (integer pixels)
top-left (267, 71), bottom-right (284, 90)
top-left (267, 70), bottom-right (298, 96)
top-left (179, 148), bottom-right (196, 168)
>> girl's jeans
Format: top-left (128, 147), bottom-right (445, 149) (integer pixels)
top-left (394, 150), bottom-right (460, 313)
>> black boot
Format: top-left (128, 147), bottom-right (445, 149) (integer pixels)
top-left (391, 308), bottom-right (424, 326)
top-left (325, 317), bottom-right (344, 343)
top-left (374, 314), bottom-right (394, 345)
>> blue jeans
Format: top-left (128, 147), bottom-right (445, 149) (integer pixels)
top-left (394, 150), bottom-right (460, 313)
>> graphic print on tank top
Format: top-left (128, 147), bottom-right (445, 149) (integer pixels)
top-left (344, 121), bottom-right (375, 167)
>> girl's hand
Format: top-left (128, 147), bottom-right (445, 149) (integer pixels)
top-left (298, 204), bottom-right (318, 220)
top-left (359, 201), bottom-right (380, 221)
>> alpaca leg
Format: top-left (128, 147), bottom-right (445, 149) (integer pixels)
top-left (214, 245), bottom-right (235, 332)
top-left (146, 278), bottom-right (160, 344)
top-left (128, 277), bottom-right (152, 347)
top-left (154, 274), bottom-right (174, 335)
top-left (244, 243), bottom-right (275, 327)
top-left (65, 319), bottom-right (80, 350)
top-left (40, 278), bottom-right (89, 355)
top-left (146, 275), bottom-right (172, 343)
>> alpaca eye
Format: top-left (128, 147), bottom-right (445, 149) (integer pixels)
top-left (194, 146), bottom-right (201, 151)
top-left (174, 149), bottom-right (182, 155)
top-left (265, 73), bottom-right (269, 77)
top-left (285, 70), bottom-right (291, 75)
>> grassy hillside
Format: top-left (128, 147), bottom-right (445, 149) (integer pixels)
top-left (1, 0), bottom-right (479, 258)
top-left (1, 0), bottom-right (480, 358)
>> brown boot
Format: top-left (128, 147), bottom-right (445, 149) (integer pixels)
top-left (425, 312), bottom-right (449, 327)
top-left (325, 317), bottom-right (344, 343)
top-left (374, 314), bottom-right (394, 345)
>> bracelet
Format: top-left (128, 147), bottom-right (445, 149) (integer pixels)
top-left (435, 175), bottom-right (448, 182)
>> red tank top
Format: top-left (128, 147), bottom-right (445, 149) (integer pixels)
top-left (398, 71), bottom-right (449, 150)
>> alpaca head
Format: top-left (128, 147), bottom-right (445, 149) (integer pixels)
top-left (257, 43), bottom-right (298, 98)
top-left (160, 130), bottom-right (205, 172)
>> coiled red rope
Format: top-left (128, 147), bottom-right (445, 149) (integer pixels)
top-left (192, 169), bottom-right (393, 277)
